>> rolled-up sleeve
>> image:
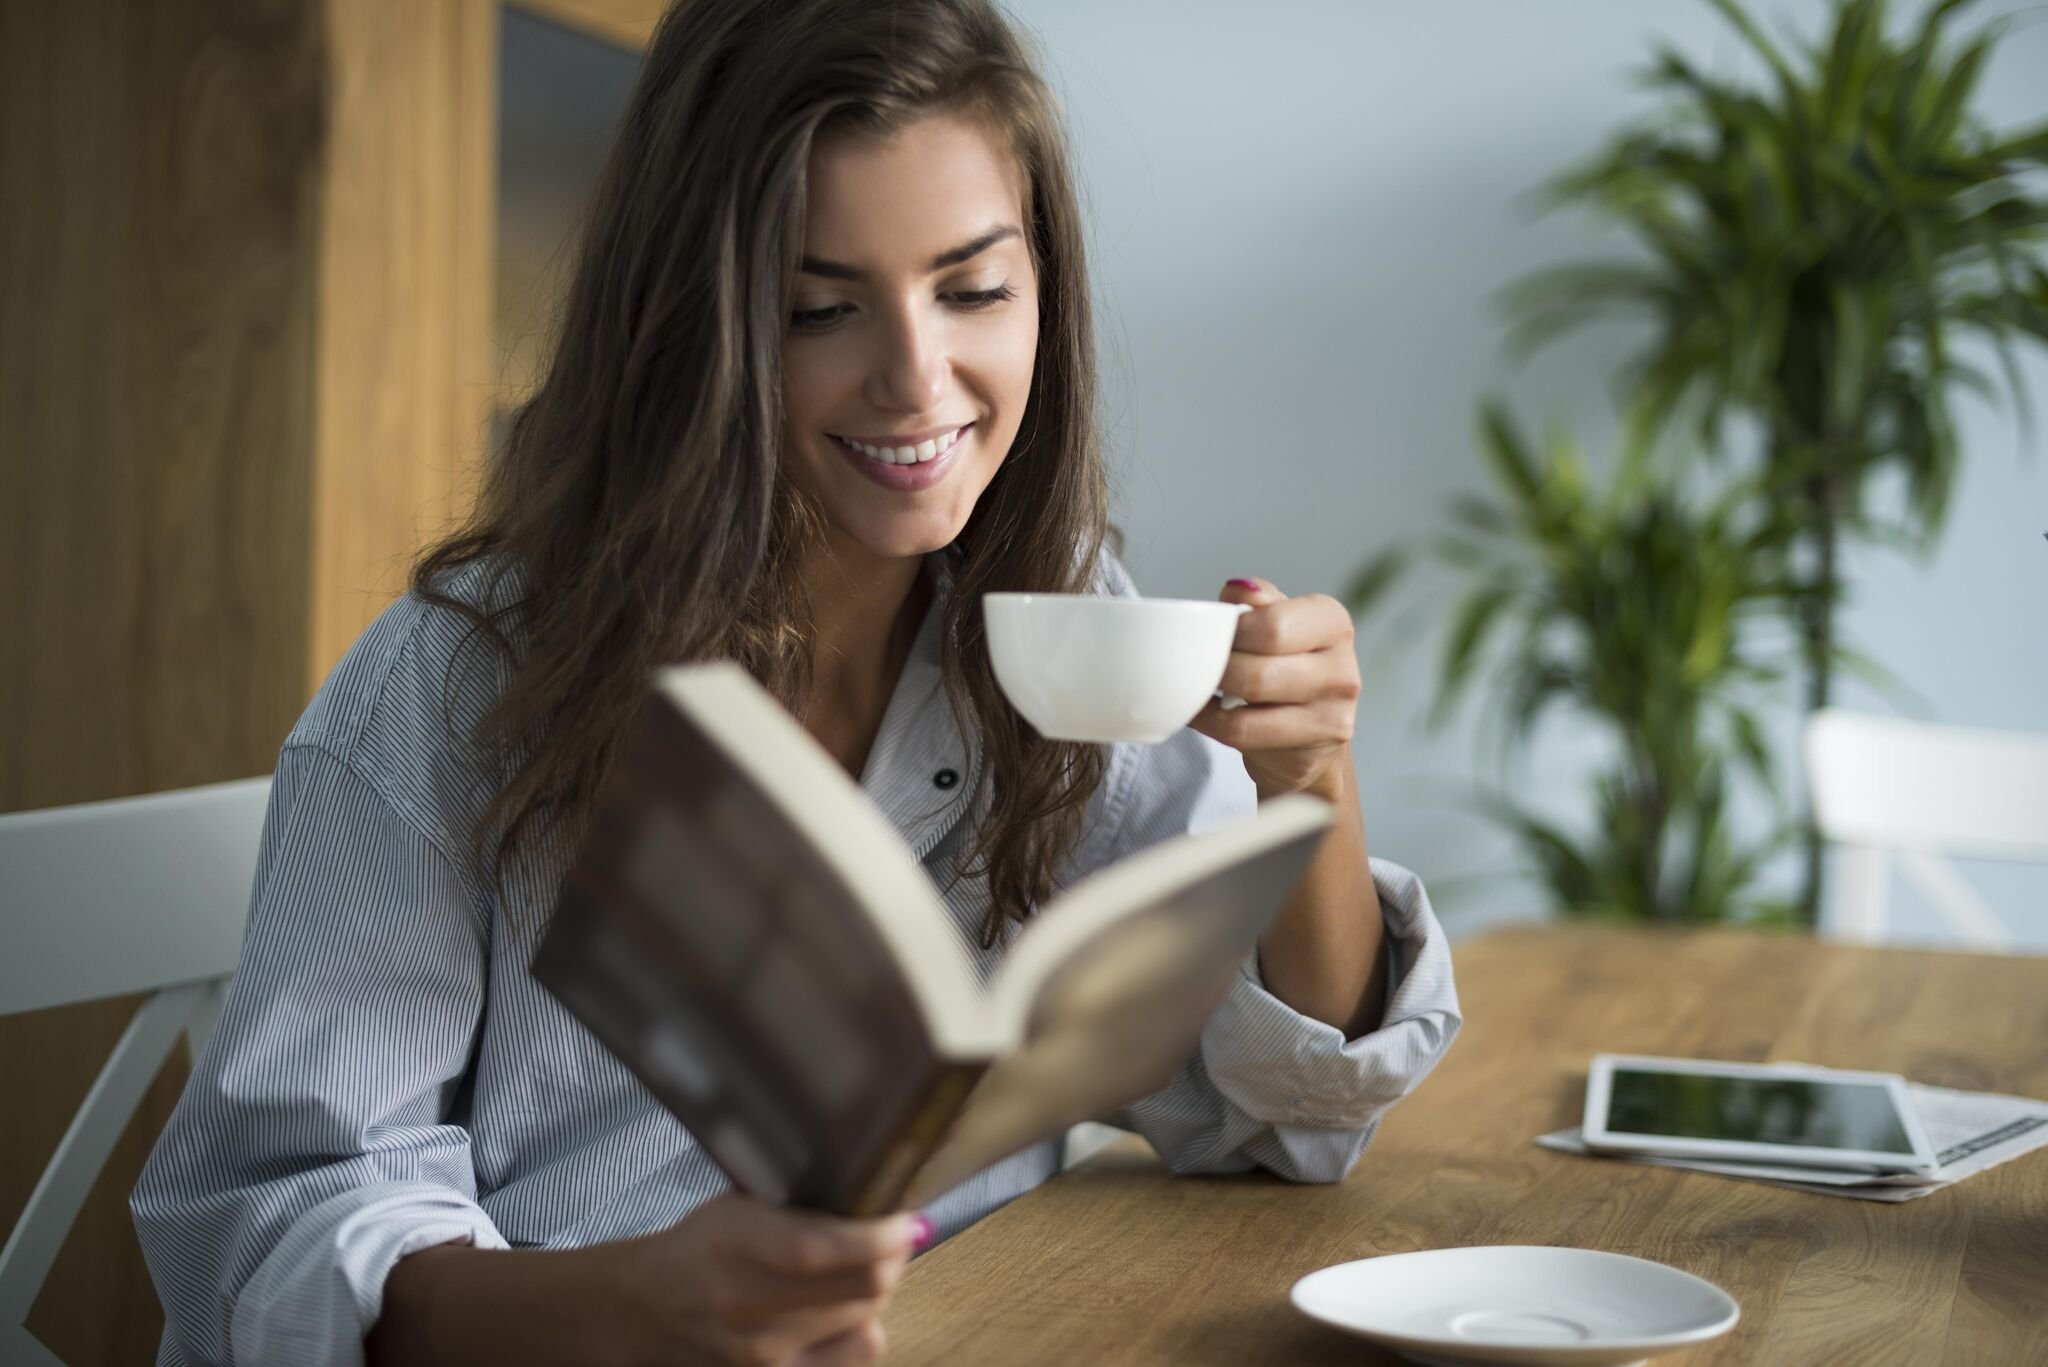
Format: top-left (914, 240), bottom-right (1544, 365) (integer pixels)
top-left (132, 741), bottom-right (505, 1367)
top-left (1094, 727), bottom-right (1462, 1183)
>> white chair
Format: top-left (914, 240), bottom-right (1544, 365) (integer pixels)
top-left (1805, 709), bottom-right (2048, 949)
top-left (0, 777), bottom-right (270, 1367)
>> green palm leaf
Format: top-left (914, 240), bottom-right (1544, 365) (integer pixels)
top-left (1493, 0), bottom-right (2048, 925)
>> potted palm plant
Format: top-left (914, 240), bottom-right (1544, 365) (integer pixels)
top-left (1350, 404), bottom-right (1799, 925)
top-left (1501, 0), bottom-right (2048, 921)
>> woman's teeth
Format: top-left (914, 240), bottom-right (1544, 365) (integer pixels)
top-left (833, 425), bottom-right (967, 465)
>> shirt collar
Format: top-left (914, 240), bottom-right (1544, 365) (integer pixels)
top-left (857, 546), bottom-right (982, 861)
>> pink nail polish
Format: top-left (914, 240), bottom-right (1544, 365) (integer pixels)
top-left (1226, 578), bottom-right (1260, 591)
top-left (909, 1213), bottom-right (935, 1249)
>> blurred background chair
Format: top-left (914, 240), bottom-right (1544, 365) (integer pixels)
top-left (1805, 709), bottom-right (2048, 949)
top-left (0, 778), bottom-right (270, 1367)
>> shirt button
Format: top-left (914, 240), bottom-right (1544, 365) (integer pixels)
top-left (933, 768), bottom-right (959, 790)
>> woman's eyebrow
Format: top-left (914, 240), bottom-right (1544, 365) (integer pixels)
top-left (800, 225), bottom-right (1022, 282)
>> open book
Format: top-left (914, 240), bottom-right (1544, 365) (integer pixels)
top-left (531, 662), bottom-right (1331, 1215)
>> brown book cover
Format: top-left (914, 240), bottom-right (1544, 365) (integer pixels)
top-left (532, 662), bottom-right (1330, 1215)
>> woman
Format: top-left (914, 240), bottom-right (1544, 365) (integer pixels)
top-left (133, 0), bottom-right (1460, 1362)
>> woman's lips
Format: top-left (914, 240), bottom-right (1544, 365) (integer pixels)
top-left (829, 424), bottom-right (973, 492)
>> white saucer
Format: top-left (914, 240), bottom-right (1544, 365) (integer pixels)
top-left (1289, 1246), bottom-right (1740, 1367)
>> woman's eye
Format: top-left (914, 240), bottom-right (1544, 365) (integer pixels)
top-left (949, 284), bottom-right (1018, 310)
top-left (788, 284), bottom-right (1018, 333)
top-left (790, 303), bottom-right (852, 331)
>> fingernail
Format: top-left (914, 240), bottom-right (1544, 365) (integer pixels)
top-left (1226, 578), bottom-right (1261, 591)
top-left (908, 1213), bottom-right (935, 1249)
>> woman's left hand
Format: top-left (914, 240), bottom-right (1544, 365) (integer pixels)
top-left (1188, 577), bottom-right (1360, 802)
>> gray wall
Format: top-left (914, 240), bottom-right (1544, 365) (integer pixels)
top-left (1010, 0), bottom-right (2048, 946)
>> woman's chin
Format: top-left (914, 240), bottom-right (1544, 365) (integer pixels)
top-left (859, 489), bottom-right (990, 556)
top-left (860, 526), bottom-right (966, 563)
top-left (818, 510), bottom-right (969, 566)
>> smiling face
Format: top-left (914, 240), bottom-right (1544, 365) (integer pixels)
top-left (780, 112), bottom-right (1041, 566)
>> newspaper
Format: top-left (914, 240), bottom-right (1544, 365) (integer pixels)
top-left (1536, 1079), bottom-right (2048, 1202)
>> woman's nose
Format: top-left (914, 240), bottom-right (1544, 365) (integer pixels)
top-left (865, 305), bottom-right (948, 412)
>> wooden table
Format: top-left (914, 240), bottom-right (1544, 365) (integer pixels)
top-left (885, 925), bottom-right (2048, 1365)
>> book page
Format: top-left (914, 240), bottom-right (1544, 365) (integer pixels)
top-left (654, 664), bottom-right (997, 1051)
top-left (901, 820), bottom-right (1327, 1206)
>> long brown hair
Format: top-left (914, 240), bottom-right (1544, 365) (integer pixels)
top-left (414, 0), bottom-right (1111, 946)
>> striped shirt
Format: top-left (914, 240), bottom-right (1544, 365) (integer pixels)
top-left (131, 547), bottom-right (1462, 1367)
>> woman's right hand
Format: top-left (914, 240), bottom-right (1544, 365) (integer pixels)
top-left (608, 1193), bottom-right (927, 1365)
top-left (369, 1193), bottom-right (927, 1367)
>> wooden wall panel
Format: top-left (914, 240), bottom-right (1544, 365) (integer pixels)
top-left (0, 0), bottom-right (322, 815)
top-left (3, 2), bottom-right (497, 1362)
top-left (307, 0), bottom-right (498, 686)
top-left (1, 2), bottom-right (326, 1363)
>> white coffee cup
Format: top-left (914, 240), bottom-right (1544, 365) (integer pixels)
top-left (983, 593), bottom-right (1249, 744)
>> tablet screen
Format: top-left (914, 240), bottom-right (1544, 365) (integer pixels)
top-left (1604, 1068), bottom-right (1916, 1154)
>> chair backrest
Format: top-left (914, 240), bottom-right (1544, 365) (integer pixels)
top-left (0, 777), bottom-right (271, 1367)
top-left (1805, 709), bottom-right (2048, 948)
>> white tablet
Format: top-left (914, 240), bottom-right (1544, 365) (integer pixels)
top-left (1582, 1054), bottom-right (1939, 1174)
